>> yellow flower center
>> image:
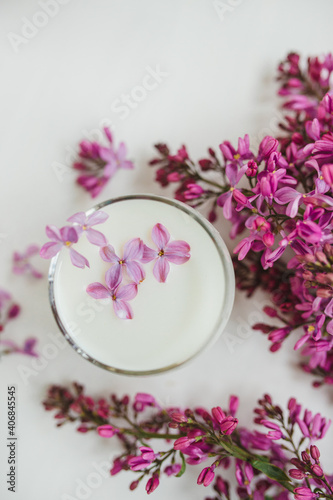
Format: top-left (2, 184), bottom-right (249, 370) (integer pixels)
top-left (234, 153), bottom-right (240, 160)
top-left (82, 225), bottom-right (87, 230)
top-left (308, 325), bottom-right (315, 333)
top-left (158, 250), bottom-right (164, 257)
top-left (65, 241), bottom-right (72, 247)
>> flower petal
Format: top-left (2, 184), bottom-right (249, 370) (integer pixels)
top-left (69, 248), bottom-right (89, 268)
top-left (25, 245), bottom-right (40, 257)
top-left (153, 258), bottom-right (170, 283)
top-left (113, 300), bottom-right (133, 320)
top-left (60, 226), bottom-right (79, 244)
top-left (99, 245), bottom-right (119, 263)
top-left (164, 241), bottom-right (190, 264)
top-left (86, 282), bottom-right (111, 299)
top-left (141, 244), bottom-right (157, 263)
top-left (105, 265), bottom-right (122, 290)
top-left (67, 212), bottom-right (86, 225)
top-left (45, 225), bottom-right (62, 242)
top-left (86, 210), bottom-right (109, 226)
top-left (152, 223), bottom-right (170, 249)
top-left (86, 228), bottom-right (107, 247)
top-left (116, 283), bottom-right (138, 301)
top-left (125, 261), bottom-right (145, 284)
top-left (124, 238), bottom-right (143, 261)
top-left (40, 242), bottom-right (62, 259)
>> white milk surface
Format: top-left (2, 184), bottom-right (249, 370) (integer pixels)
top-left (52, 198), bottom-right (229, 372)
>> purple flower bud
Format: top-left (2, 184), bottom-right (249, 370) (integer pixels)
top-left (263, 306), bottom-right (278, 318)
top-left (129, 480), bottom-right (139, 491)
top-left (219, 416), bottom-right (238, 435)
top-left (301, 451), bottom-right (311, 463)
top-left (294, 487), bottom-right (317, 500)
top-left (170, 412), bottom-right (187, 423)
top-left (197, 466), bottom-right (215, 487)
top-left (229, 395), bottom-right (239, 417)
top-left (246, 159), bottom-right (258, 176)
top-left (289, 469), bottom-right (306, 480)
top-left (174, 436), bottom-right (196, 450)
top-left (310, 445), bottom-right (320, 461)
top-left (145, 474), bottom-right (159, 494)
top-left (212, 406), bottom-right (226, 424)
top-left (311, 465), bottom-right (323, 477)
top-left (97, 425), bottom-right (118, 438)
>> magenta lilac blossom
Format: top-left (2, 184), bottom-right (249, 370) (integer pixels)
top-left (149, 51), bottom-right (333, 387)
top-left (73, 128), bottom-right (134, 198)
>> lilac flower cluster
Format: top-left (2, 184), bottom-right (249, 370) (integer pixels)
top-left (87, 223), bottom-right (191, 319)
top-left (73, 127), bottom-right (134, 198)
top-left (149, 52), bottom-right (333, 386)
top-left (0, 288), bottom-right (37, 357)
top-left (43, 383), bottom-right (333, 499)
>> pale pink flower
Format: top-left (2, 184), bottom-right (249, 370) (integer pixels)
top-left (67, 210), bottom-right (108, 247)
top-left (86, 267), bottom-right (137, 320)
top-left (40, 226), bottom-right (89, 269)
top-left (12, 245), bottom-right (43, 279)
top-left (141, 223), bottom-right (190, 283)
top-left (100, 238), bottom-right (145, 285)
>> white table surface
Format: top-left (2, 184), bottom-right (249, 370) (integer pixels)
top-left (1, 1), bottom-right (333, 499)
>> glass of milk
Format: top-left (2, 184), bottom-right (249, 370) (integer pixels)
top-left (48, 194), bottom-right (235, 375)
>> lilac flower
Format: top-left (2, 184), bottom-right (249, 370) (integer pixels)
top-left (40, 226), bottom-right (89, 269)
top-left (217, 164), bottom-right (248, 219)
top-left (100, 141), bottom-right (134, 178)
top-left (86, 268), bottom-right (138, 320)
top-left (67, 211), bottom-right (108, 247)
top-left (12, 245), bottom-right (43, 278)
top-left (75, 128), bottom-right (134, 198)
top-left (296, 410), bottom-right (331, 441)
top-left (133, 393), bottom-right (159, 412)
top-left (0, 337), bottom-right (38, 357)
top-left (142, 223), bottom-right (190, 283)
top-left (128, 447), bottom-right (157, 471)
top-left (275, 187), bottom-right (306, 217)
top-left (100, 238), bottom-right (145, 285)
top-left (164, 464), bottom-right (182, 476)
top-left (76, 175), bottom-right (109, 198)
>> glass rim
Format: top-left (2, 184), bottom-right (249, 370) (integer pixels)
top-left (48, 193), bottom-right (235, 376)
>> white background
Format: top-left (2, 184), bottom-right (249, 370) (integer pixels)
top-left (1, 1), bottom-right (333, 499)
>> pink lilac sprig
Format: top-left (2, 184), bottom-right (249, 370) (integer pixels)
top-left (40, 210), bottom-right (109, 268)
top-left (0, 288), bottom-right (38, 358)
top-left (73, 127), bottom-right (134, 198)
top-left (149, 52), bottom-right (333, 387)
top-left (43, 383), bottom-right (333, 499)
top-left (12, 245), bottom-right (43, 279)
